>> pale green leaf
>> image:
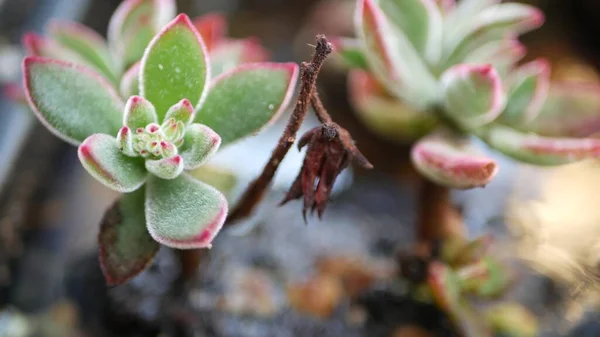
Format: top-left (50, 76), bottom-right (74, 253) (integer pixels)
top-left (195, 62), bottom-right (298, 145)
top-left (78, 133), bottom-right (147, 192)
top-left (179, 123), bottom-right (221, 169)
top-left (123, 95), bottom-right (158, 130)
top-left (145, 174), bottom-right (228, 249)
top-left (140, 14), bottom-right (210, 120)
top-left (145, 155), bottom-right (184, 179)
top-left (23, 57), bottom-right (123, 145)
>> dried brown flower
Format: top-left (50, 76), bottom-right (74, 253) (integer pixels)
top-left (281, 122), bottom-right (373, 220)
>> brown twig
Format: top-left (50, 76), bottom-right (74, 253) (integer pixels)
top-left (310, 91), bottom-right (333, 124)
top-left (226, 35), bottom-right (333, 225)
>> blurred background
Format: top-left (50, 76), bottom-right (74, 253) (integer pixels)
top-left (2, 0), bottom-right (600, 336)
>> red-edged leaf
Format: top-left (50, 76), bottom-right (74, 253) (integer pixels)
top-left (99, 187), bottom-right (160, 286)
top-left (411, 130), bottom-right (498, 189)
top-left (502, 59), bottom-right (550, 124)
top-left (145, 173), bottom-right (228, 249)
top-left (481, 124), bottom-right (600, 165)
top-left (524, 82), bottom-right (600, 138)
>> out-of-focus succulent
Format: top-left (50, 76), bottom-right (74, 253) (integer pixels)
top-left (20, 0), bottom-right (298, 285)
top-left (334, 0), bottom-right (600, 189)
top-left (402, 233), bottom-right (537, 336)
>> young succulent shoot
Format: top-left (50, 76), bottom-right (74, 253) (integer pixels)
top-left (399, 233), bottom-right (538, 336)
top-left (334, 0), bottom-right (600, 189)
top-left (22, 10), bottom-right (298, 285)
top-left (11, 0), bottom-right (269, 105)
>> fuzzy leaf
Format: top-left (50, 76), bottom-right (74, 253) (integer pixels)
top-left (378, 0), bottom-right (443, 63)
top-left (120, 62), bottom-right (141, 98)
top-left (108, 0), bottom-right (177, 69)
top-left (331, 37), bottom-right (369, 69)
top-left (524, 83), bottom-right (600, 138)
top-left (193, 13), bottom-right (227, 51)
top-left (480, 124), bottom-right (600, 166)
top-left (411, 130), bottom-right (498, 189)
top-left (98, 187), bottom-right (159, 286)
top-left (78, 133), bottom-right (147, 192)
top-left (23, 57), bottom-right (123, 145)
top-left (502, 59), bottom-right (550, 125)
top-left (444, 3), bottom-right (543, 56)
top-left (441, 64), bottom-right (505, 129)
top-left (145, 155), bottom-right (184, 179)
top-left (117, 126), bottom-right (136, 156)
top-left (140, 14), bottom-right (210, 119)
top-left (485, 303), bottom-right (538, 337)
top-left (348, 70), bottom-right (437, 142)
top-left (22, 33), bottom-right (85, 63)
top-left (427, 261), bottom-right (461, 312)
top-left (435, 0), bottom-right (455, 14)
top-left (48, 21), bottom-right (117, 84)
top-left (195, 62), bottom-right (298, 145)
top-left (179, 124), bottom-right (221, 169)
top-left (123, 95), bottom-right (158, 130)
top-left (164, 98), bottom-right (195, 125)
top-left (145, 174), bottom-right (228, 249)
top-left (464, 39), bottom-right (527, 77)
top-left (459, 257), bottom-right (509, 297)
top-left (444, 0), bottom-right (498, 34)
top-left (355, 0), bottom-right (438, 108)
top-left (210, 38), bottom-right (270, 77)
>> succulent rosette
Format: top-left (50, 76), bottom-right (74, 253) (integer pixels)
top-left (335, 0), bottom-right (600, 188)
top-left (20, 1), bottom-right (298, 285)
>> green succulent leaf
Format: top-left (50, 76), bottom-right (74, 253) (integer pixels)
top-left (145, 173), bottom-right (228, 249)
top-left (331, 37), bottom-right (369, 69)
top-left (179, 123), bottom-right (221, 169)
top-left (378, 0), bottom-right (443, 64)
top-left (123, 95), bottom-right (158, 130)
top-left (120, 62), bottom-right (141, 98)
top-left (23, 57), bottom-right (123, 145)
top-left (355, 0), bottom-right (438, 108)
top-left (485, 303), bottom-right (538, 337)
top-left (502, 59), bottom-right (550, 125)
top-left (164, 99), bottom-right (194, 125)
top-left (479, 124), bottom-right (600, 165)
top-left (145, 155), bottom-right (184, 179)
top-left (108, 0), bottom-right (176, 70)
top-left (140, 14), bottom-right (210, 120)
top-left (524, 83), bottom-right (600, 138)
top-left (78, 133), bottom-right (147, 192)
top-left (442, 64), bottom-right (506, 129)
top-left (411, 130), bottom-right (498, 189)
top-left (195, 62), bottom-right (298, 145)
top-left (117, 126), bottom-right (136, 157)
top-left (209, 38), bottom-right (270, 77)
top-left (22, 33), bottom-right (87, 64)
top-left (444, 3), bottom-right (543, 57)
top-left (348, 70), bottom-right (437, 142)
top-left (48, 21), bottom-right (117, 84)
top-left (454, 301), bottom-right (494, 337)
top-left (98, 187), bottom-right (159, 286)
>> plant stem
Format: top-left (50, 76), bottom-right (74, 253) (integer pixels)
top-left (415, 178), bottom-right (451, 258)
top-left (310, 91), bottom-right (333, 124)
top-left (226, 35), bottom-right (333, 225)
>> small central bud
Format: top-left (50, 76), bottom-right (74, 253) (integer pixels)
top-left (129, 121), bottom-right (185, 159)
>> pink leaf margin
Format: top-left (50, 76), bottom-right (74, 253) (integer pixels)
top-left (207, 61), bottom-right (300, 140)
top-left (22, 56), bottom-right (124, 146)
top-left (139, 13), bottom-right (212, 111)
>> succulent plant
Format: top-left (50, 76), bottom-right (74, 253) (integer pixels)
top-left (20, 0), bottom-right (298, 285)
top-left (401, 234), bottom-right (537, 337)
top-left (334, 0), bottom-right (600, 188)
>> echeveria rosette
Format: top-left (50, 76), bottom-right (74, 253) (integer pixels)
top-left (22, 13), bottom-right (299, 285)
top-left (335, 0), bottom-right (600, 189)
